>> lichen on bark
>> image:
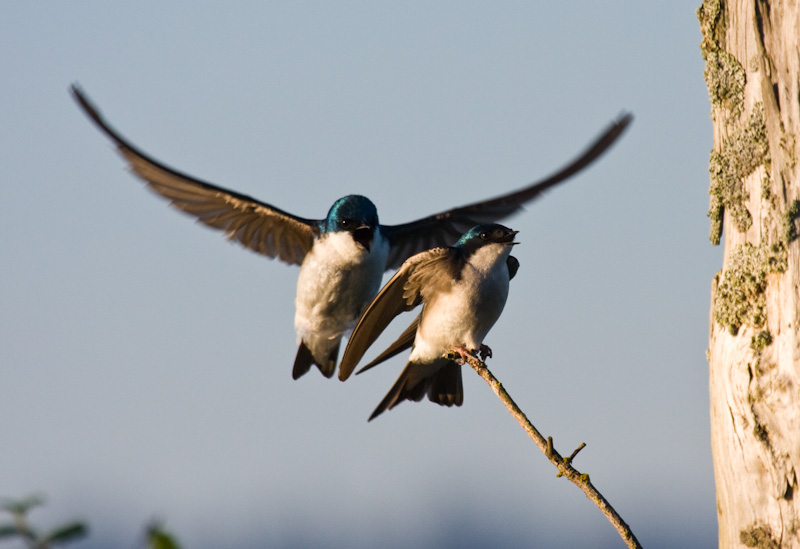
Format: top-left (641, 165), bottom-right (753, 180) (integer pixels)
top-left (704, 49), bottom-right (746, 120)
top-left (783, 200), bottom-right (800, 242)
top-left (712, 239), bottom-right (787, 336)
top-left (707, 104), bottom-right (769, 244)
top-left (697, 0), bottom-right (722, 58)
top-left (698, 0), bottom-right (744, 121)
top-left (702, 0), bottom-right (800, 545)
top-left (739, 524), bottom-right (780, 549)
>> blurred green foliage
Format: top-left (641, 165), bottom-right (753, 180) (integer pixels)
top-left (0, 495), bottom-right (182, 549)
top-left (0, 495), bottom-right (87, 548)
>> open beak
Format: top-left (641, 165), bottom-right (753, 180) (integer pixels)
top-left (353, 225), bottom-right (375, 252)
top-left (500, 230), bottom-right (520, 246)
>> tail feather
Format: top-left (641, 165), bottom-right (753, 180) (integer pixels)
top-left (318, 341), bottom-right (340, 378)
top-left (292, 340), bottom-right (340, 379)
top-left (368, 360), bottom-right (462, 421)
top-left (368, 362), bottom-right (426, 421)
top-left (292, 341), bottom-right (315, 380)
top-left (427, 361), bottom-right (463, 407)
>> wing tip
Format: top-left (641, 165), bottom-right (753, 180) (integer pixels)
top-left (69, 83), bottom-right (103, 125)
top-left (338, 356), bottom-right (356, 381)
top-left (613, 111), bottom-right (634, 135)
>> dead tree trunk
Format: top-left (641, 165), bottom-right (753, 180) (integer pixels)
top-left (698, 0), bottom-right (800, 546)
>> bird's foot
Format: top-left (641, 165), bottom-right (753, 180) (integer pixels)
top-left (450, 346), bottom-right (475, 365)
top-left (478, 344), bottom-right (493, 362)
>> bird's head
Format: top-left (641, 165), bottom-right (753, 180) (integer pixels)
top-left (456, 224), bottom-right (519, 255)
top-left (324, 195), bottom-right (379, 252)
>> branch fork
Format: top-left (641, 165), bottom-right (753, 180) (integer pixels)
top-left (449, 348), bottom-right (642, 549)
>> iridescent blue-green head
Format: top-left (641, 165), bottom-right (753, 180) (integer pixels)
top-left (324, 195), bottom-right (380, 251)
top-left (455, 223), bottom-right (519, 255)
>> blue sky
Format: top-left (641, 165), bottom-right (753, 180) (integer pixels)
top-left (1, 3), bottom-right (719, 547)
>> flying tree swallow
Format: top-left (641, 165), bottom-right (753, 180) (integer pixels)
top-left (70, 84), bottom-right (630, 380)
top-left (339, 224), bottom-right (519, 420)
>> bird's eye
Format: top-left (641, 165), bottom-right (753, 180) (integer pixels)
top-left (480, 231), bottom-right (489, 240)
top-left (340, 219), bottom-right (351, 229)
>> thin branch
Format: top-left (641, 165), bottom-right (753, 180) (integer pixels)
top-left (456, 351), bottom-right (642, 549)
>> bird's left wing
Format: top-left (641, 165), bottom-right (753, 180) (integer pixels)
top-left (380, 112), bottom-right (632, 269)
top-left (338, 247), bottom-right (458, 380)
top-left (355, 314), bottom-right (420, 376)
top-left (71, 84), bottom-right (319, 266)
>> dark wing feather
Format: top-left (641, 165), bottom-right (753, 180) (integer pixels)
top-left (381, 112), bottom-right (633, 269)
top-left (355, 314), bottom-right (421, 376)
top-left (338, 247), bottom-right (456, 381)
top-left (367, 358), bottom-right (463, 421)
top-left (367, 361), bottom-right (430, 421)
top-left (71, 84), bottom-right (319, 266)
top-left (507, 255), bottom-right (520, 280)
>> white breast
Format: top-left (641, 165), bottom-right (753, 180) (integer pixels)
top-left (294, 228), bottom-right (390, 344)
top-left (410, 243), bottom-right (511, 362)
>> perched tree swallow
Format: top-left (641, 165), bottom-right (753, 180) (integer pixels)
top-left (339, 224), bottom-right (519, 420)
top-left (71, 85), bottom-right (630, 380)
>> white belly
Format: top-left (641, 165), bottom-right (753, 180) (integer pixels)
top-left (294, 229), bottom-right (389, 344)
top-left (410, 246), bottom-right (510, 362)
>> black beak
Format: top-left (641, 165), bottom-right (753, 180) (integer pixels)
top-left (499, 230), bottom-right (520, 245)
top-left (353, 225), bottom-right (375, 252)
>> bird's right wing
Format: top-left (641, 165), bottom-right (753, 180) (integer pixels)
top-left (71, 84), bottom-right (319, 266)
top-left (338, 247), bottom-right (458, 380)
top-left (381, 112), bottom-right (633, 269)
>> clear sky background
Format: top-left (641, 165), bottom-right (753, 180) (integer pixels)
top-left (1, 3), bottom-right (720, 548)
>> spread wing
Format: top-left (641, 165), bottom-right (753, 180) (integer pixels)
top-left (338, 247), bottom-right (460, 381)
top-left (71, 84), bottom-right (319, 266)
top-left (380, 112), bottom-right (632, 268)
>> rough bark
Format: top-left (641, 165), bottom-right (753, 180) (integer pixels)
top-left (699, 0), bottom-right (800, 547)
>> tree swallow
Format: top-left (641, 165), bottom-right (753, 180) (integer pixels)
top-left (71, 85), bottom-right (629, 380)
top-left (338, 224), bottom-right (519, 420)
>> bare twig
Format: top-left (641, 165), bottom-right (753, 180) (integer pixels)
top-left (455, 351), bottom-right (642, 549)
